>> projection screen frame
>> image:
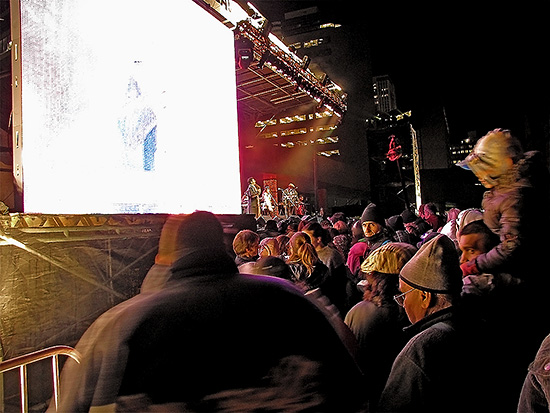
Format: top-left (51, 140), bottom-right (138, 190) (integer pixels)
top-left (9, 0), bottom-right (242, 215)
top-left (10, 0), bottom-right (23, 211)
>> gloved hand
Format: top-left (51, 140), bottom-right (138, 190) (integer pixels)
top-left (460, 259), bottom-right (480, 277)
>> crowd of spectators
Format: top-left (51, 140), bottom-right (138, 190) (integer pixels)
top-left (51, 129), bottom-right (550, 412)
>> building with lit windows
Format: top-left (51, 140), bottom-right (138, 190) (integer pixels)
top-left (246, 4), bottom-right (374, 215)
top-left (449, 137), bottom-right (475, 165)
top-left (373, 75), bottom-right (397, 114)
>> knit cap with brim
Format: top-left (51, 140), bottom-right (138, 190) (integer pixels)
top-left (399, 234), bottom-right (462, 293)
top-left (361, 242), bottom-right (418, 275)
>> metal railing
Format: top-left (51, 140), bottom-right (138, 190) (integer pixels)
top-left (0, 345), bottom-right (81, 413)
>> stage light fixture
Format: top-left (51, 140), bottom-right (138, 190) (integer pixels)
top-left (302, 55), bottom-right (311, 70)
top-left (235, 37), bottom-right (254, 69)
top-left (258, 50), bottom-right (270, 69)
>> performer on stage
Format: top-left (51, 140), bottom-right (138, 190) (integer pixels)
top-left (244, 177), bottom-right (262, 218)
top-left (282, 183), bottom-right (299, 217)
top-left (296, 195), bottom-right (307, 216)
top-left (261, 185), bottom-right (277, 217)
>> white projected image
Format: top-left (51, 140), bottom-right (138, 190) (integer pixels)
top-left (19, 0), bottom-right (241, 214)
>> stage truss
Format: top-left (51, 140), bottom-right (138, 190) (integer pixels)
top-left (235, 20), bottom-right (347, 119)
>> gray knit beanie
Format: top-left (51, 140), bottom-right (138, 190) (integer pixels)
top-left (399, 234), bottom-right (462, 293)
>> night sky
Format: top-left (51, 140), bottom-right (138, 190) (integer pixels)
top-left (251, 1), bottom-right (549, 146)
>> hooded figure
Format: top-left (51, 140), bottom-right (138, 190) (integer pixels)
top-left (377, 234), bottom-right (496, 413)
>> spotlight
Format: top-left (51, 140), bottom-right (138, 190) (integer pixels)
top-left (302, 55), bottom-right (311, 70)
top-left (258, 51), bottom-right (270, 70)
top-left (238, 49), bottom-right (252, 69)
top-left (294, 76), bottom-right (303, 91)
top-left (235, 37), bottom-right (254, 70)
top-left (317, 97), bottom-right (326, 110)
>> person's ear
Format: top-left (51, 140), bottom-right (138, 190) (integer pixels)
top-left (420, 290), bottom-right (433, 309)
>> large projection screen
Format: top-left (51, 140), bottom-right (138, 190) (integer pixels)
top-left (12, 0), bottom-right (241, 214)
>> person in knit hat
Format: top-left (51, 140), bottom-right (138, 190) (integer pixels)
top-left (52, 211), bottom-right (366, 412)
top-left (386, 214), bottom-right (414, 245)
top-left (344, 242), bottom-right (417, 409)
top-left (346, 203), bottom-right (393, 280)
top-left (377, 234), bottom-right (496, 413)
top-left (400, 207), bottom-right (431, 245)
top-left (439, 207), bottom-right (483, 248)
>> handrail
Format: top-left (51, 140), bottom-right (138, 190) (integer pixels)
top-left (0, 345), bottom-right (81, 373)
top-left (0, 345), bottom-right (81, 413)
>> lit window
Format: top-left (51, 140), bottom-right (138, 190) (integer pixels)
top-left (255, 119), bottom-right (277, 128)
top-left (314, 111), bottom-right (334, 119)
top-left (279, 114), bottom-right (307, 124)
top-left (317, 149), bottom-right (340, 157)
top-left (315, 136), bottom-right (339, 144)
top-left (304, 39), bottom-right (318, 48)
top-left (316, 125), bottom-right (337, 132)
top-left (280, 128), bottom-right (307, 137)
top-left (258, 132), bottom-right (278, 139)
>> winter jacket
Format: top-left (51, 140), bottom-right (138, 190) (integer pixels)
top-left (51, 247), bottom-right (365, 412)
top-left (316, 245), bottom-right (352, 315)
top-left (476, 151), bottom-right (550, 285)
top-left (345, 300), bottom-right (408, 407)
top-left (518, 333), bottom-right (550, 412)
top-left (377, 306), bottom-right (494, 413)
top-left (346, 232), bottom-right (393, 279)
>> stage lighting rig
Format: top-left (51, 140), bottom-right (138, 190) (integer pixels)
top-left (234, 20), bottom-right (347, 118)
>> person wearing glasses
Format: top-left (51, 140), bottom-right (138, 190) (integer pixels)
top-left (377, 234), bottom-right (496, 413)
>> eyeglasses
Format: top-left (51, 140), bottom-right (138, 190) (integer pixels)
top-left (393, 288), bottom-right (414, 307)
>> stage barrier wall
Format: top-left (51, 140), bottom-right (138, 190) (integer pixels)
top-left (0, 212), bottom-right (255, 411)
